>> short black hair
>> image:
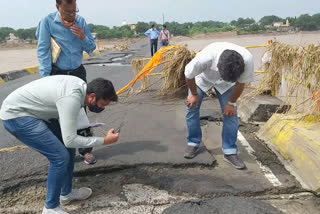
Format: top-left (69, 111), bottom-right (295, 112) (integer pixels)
top-left (87, 78), bottom-right (118, 102)
top-left (151, 24), bottom-right (156, 28)
top-left (163, 25), bottom-right (167, 28)
top-left (217, 50), bottom-right (245, 83)
top-left (56, 0), bottom-right (74, 5)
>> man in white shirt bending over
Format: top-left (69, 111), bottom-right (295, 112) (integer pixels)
top-left (184, 42), bottom-right (254, 169)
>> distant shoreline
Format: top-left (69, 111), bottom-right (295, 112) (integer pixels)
top-left (2, 31), bottom-right (320, 51)
top-left (1, 31), bottom-right (320, 75)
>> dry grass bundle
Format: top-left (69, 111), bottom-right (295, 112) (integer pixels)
top-left (114, 43), bottom-right (129, 51)
top-left (129, 47), bottom-right (195, 97)
top-left (131, 58), bottom-right (150, 93)
top-left (158, 47), bottom-right (194, 96)
top-left (243, 42), bottom-right (320, 120)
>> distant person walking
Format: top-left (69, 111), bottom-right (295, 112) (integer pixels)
top-left (159, 25), bottom-right (170, 47)
top-left (145, 24), bottom-right (160, 56)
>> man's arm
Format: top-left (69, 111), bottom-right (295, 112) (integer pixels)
top-left (186, 78), bottom-right (198, 96)
top-left (144, 29), bottom-right (151, 37)
top-left (229, 82), bottom-right (245, 103)
top-left (56, 96), bottom-right (105, 148)
top-left (79, 19), bottom-right (96, 54)
top-left (36, 19), bottom-right (52, 77)
top-left (71, 19), bottom-right (96, 54)
top-left (224, 82), bottom-right (245, 116)
top-left (184, 58), bottom-right (209, 109)
top-left (186, 78), bottom-right (199, 109)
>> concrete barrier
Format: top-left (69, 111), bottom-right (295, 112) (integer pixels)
top-left (238, 95), bottom-right (289, 123)
top-left (0, 51), bottom-right (101, 84)
top-left (258, 114), bottom-right (320, 194)
top-left (24, 66), bottom-right (39, 74)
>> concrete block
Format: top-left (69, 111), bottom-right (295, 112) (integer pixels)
top-left (93, 49), bottom-right (101, 57)
top-left (83, 52), bottom-right (90, 60)
top-left (0, 70), bottom-right (30, 82)
top-left (258, 114), bottom-right (320, 193)
top-left (239, 95), bottom-right (289, 123)
top-left (24, 66), bottom-right (39, 74)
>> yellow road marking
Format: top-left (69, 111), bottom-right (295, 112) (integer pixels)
top-left (0, 146), bottom-right (28, 153)
top-left (245, 44), bottom-right (268, 49)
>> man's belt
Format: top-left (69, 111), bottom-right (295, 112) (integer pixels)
top-left (51, 64), bottom-right (84, 76)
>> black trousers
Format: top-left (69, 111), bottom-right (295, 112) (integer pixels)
top-left (50, 64), bottom-right (93, 155)
top-left (150, 39), bottom-right (158, 56)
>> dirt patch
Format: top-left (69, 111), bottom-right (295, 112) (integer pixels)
top-left (0, 43), bottom-right (37, 51)
top-left (96, 38), bottom-right (144, 51)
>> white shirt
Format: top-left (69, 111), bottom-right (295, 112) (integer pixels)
top-left (184, 42), bottom-right (254, 94)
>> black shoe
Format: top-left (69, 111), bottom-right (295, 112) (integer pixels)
top-left (184, 146), bottom-right (200, 159)
top-left (223, 154), bottom-right (246, 169)
top-left (82, 153), bottom-right (97, 165)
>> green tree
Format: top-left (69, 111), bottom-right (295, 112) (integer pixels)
top-left (295, 14), bottom-right (317, 31)
top-left (231, 18), bottom-right (255, 28)
top-left (0, 27), bottom-right (14, 43)
top-left (135, 22), bottom-right (149, 34)
top-left (14, 28), bottom-right (36, 40)
top-left (94, 25), bottom-right (111, 39)
top-left (230, 20), bottom-right (237, 26)
top-left (247, 24), bottom-right (265, 33)
top-left (165, 21), bottom-right (188, 36)
top-left (259, 15), bottom-right (284, 26)
top-left (88, 23), bottom-right (95, 32)
top-left (286, 17), bottom-right (297, 27)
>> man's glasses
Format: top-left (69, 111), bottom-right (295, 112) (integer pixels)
top-left (61, 7), bottom-right (79, 16)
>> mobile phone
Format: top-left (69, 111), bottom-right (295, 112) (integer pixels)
top-left (114, 122), bottom-right (124, 133)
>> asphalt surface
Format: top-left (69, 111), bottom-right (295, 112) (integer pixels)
top-left (0, 40), bottom-right (319, 213)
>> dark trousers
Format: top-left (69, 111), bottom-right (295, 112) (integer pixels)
top-left (161, 40), bottom-right (168, 47)
top-left (150, 39), bottom-right (158, 56)
top-left (50, 64), bottom-right (93, 156)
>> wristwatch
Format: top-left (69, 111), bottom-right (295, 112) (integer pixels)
top-left (228, 101), bottom-right (237, 107)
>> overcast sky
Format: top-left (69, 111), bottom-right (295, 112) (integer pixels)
top-left (0, 0), bottom-right (319, 29)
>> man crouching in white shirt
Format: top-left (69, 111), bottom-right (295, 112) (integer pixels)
top-left (184, 42), bottom-right (254, 169)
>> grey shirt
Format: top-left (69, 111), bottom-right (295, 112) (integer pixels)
top-left (0, 75), bottom-right (105, 148)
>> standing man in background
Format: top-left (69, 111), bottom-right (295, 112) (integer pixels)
top-left (36, 0), bottom-right (97, 165)
top-left (145, 24), bottom-right (160, 56)
top-left (159, 25), bottom-right (170, 47)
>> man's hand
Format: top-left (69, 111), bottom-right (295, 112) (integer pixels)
top-left (71, 25), bottom-right (85, 40)
top-left (224, 104), bottom-right (235, 116)
top-left (104, 129), bottom-right (120, 145)
top-left (187, 94), bottom-right (199, 109)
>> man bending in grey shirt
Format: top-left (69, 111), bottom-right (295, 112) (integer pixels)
top-left (0, 76), bottom-right (119, 214)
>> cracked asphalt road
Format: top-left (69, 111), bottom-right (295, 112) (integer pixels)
top-left (0, 40), bottom-right (319, 213)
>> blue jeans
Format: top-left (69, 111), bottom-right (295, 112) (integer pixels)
top-left (150, 39), bottom-right (158, 56)
top-left (186, 86), bottom-right (239, 155)
top-left (2, 117), bottom-right (75, 209)
top-left (161, 40), bottom-right (168, 47)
